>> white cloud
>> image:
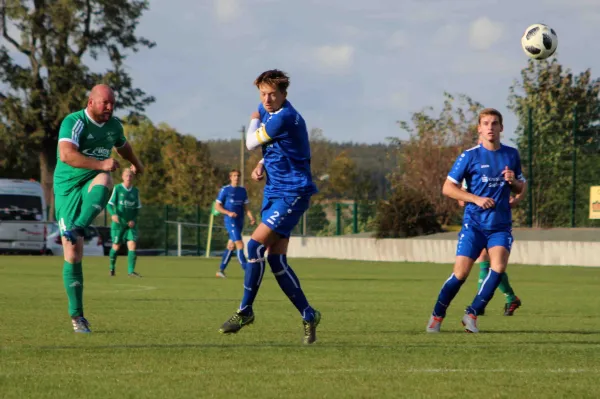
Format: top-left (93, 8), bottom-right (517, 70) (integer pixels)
top-left (469, 16), bottom-right (504, 51)
top-left (215, 0), bottom-right (241, 22)
top-left (386, 30), bottom-right (409, 49)
top-left (313, 45), bottom-right (355, 71)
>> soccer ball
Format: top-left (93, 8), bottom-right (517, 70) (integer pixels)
top-left (521, 24), bottom-right (558, 60)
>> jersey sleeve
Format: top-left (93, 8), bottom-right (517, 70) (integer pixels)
top-left (216, 187), bottom-right (226, 204)
top-left (58, 115), bottom-right (85, 147)
top-left (113, 118), bottom-right (127, 148)
top-left (137, 189), bottom-right (142, 208)
top-left (447, 152), bottom-right (470, 184)
top-left (243, 188), bottom-right (249, 204)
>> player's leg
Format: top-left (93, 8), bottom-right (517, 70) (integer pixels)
top-left (427, 226), bottom-right (485, 333)
top-left (55, 190), bottom-right (90, 333)
top-left (267, 236), bottom-right (321, 344)
top-left (234, 240), bottom-right (246, 265)
top-left (109, 222), bottom-right (125, 276)
top-left (464, 231), bottom-right (513, 332)
top-left (477, 249), bottom-right (490, 291)
top-left (475, 249), bottom-right (490, 315)
top-left (126, 234), bottom-right (140, 277)
top-left (500, 272), bottom-right (521, 316)
top-left (64, 173), bottom-right (112, 243)
top-left (216, 240), bottom-right (234, 278)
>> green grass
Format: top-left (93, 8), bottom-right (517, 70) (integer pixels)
top-left (1, 256), bottom-right (600, 398)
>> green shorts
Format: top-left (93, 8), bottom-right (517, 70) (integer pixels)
top-left (111, 222), bottom-right (138, 244)
top-left (55, 179), bottom-right (94, 235)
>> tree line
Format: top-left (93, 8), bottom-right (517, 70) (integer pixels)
top-left (2, 1), bottom-right (599, 237)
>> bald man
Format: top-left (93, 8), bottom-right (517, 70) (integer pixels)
top-left (54, 84), bottom-right (144, 333)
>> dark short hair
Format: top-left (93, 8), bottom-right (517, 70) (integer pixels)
top-left (254, 69), bottom-right (290, 93)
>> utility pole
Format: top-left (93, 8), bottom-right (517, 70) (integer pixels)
top-left (240, 125), bottom-right (245, 186)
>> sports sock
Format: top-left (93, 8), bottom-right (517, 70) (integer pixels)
top-left (127, 250), bottom-right (137, 274)
top-left (468, 269), bottom-right (503, 315)
top-left (239, 239), bottom-right (266, 314)
top-left (432, 274), bottom-right (465, 318)
top-left (63, 261), bottom-right (84, 318)
top-left (477, 261), bottom-right (490, 290)
top-left (74, 185), bottom-right (110, 228)
top-left (267, 254), bottom-right (315, 322)
top-left (498, 272), bottom-right (517, 303)
top-left (219, 250), bottom-right (233, 272)
top-left (109, 248), bottom-right (117, 271)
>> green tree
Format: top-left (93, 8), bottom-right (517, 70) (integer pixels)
top-left (392, 93), bottom-right (482, 225)
top-left (508, 59), bottom-right (600, 227)
top-left (0, 0), bottom-right (155, 213)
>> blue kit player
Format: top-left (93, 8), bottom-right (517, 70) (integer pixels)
top-left (219, 69), bottom-right (321, 344)
top-left (426, 108), bottom-right (526, 333)
top-left (214, 169), bottom-right (256, 278)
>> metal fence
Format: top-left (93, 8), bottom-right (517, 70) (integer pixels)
top-left (90, 201), bottom-right (377, 255)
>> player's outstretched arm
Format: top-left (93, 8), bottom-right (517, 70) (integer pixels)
top-left (115, 142), bottom-right (144, 174)
top-left (59, 141), bottom-right (118, 171)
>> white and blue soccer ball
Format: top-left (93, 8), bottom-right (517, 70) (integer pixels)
top-left (521, 23), bottom-right (558, 60)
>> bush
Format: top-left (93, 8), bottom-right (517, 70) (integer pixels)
top-left (374, 185), bottom-right (442, 238)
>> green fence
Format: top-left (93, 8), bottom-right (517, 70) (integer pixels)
top-left (520, 107), bottom-right (600, 228)
top-left (90, 201), bottom-right (376, 255)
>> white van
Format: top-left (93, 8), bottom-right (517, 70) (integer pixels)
top-left (0, 178), bottom-right (48, 254)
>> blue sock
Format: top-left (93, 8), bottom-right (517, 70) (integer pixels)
top-left (267, 254), bottom-right (315, 321)
top-left (219, 249), bottom-right (233, 272)
top-left (239, 239), bottom-right (266, 314)
top-left (432, 274), bottom-right (465, 318)
top-left (236, 249), bottom-right (247, 270)
top-left (467, 269), bottom-right (502, 315)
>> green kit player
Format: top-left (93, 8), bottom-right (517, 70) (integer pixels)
top-left (107, 168), bottom-right (142, 277)
top-left (54, 84), bottom-right (144, 333)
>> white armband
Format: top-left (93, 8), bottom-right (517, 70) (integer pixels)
top-left (246, 118), bottom-right (272, 150)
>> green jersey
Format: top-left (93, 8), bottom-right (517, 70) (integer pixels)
top-left (53, 109), bottom-right (126, 195)
top-left (108, 184), bottom-right (142, 222)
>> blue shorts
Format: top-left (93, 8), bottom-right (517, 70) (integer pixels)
top-left (224, 217), bottom-right (243, 242)
top-left (456, 224), bottom-right (513, 260)
top-left (261, 195), bottom-right (310, 238)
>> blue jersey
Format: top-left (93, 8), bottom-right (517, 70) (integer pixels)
top-left (258, 101), bottom-right (318, 198)
top-left (448, 144), bottom-right (525, 230)
top-left (216, 185), bottom-right (248, 223)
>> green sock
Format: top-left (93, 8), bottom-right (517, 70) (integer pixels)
top-left (477, 261), bottom-right (490, 290)
top-left (128, 250), bottom-right (137, 274)
top-left (63, 261), bottom-right (84, 318)
top-left (74, 185), bottom-right (110, 228)
top-left (498, 272), bottom-right (517, 303)
top-left (109, 248), bottom-right (117, 271)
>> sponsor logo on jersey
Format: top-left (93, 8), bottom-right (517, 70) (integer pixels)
top-left (82, 147), bottom-right (111, 159)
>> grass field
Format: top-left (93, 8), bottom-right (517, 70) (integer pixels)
top-left (1, 256), bottom-right (600, 398)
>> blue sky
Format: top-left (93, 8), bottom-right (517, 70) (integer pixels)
top-left (6, 0), bottom-right (600, 144)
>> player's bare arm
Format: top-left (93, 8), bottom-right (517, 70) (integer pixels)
top-left (251, 159), bottom-right (265, 181)
top-left (245, 205), bottom-right (256, 225)
top-left (215, 202), bottom-right (237, 218)
top-left (501, 166), bottom-right (524, 194)
top-left (443, 179), bottom-right (495, 209)
top-left (115, 142), bottom-right (144, 174)
top-left (510, 181), bottom-right (527, 208)
top-left (59, 141), bottom-right (119, 171)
